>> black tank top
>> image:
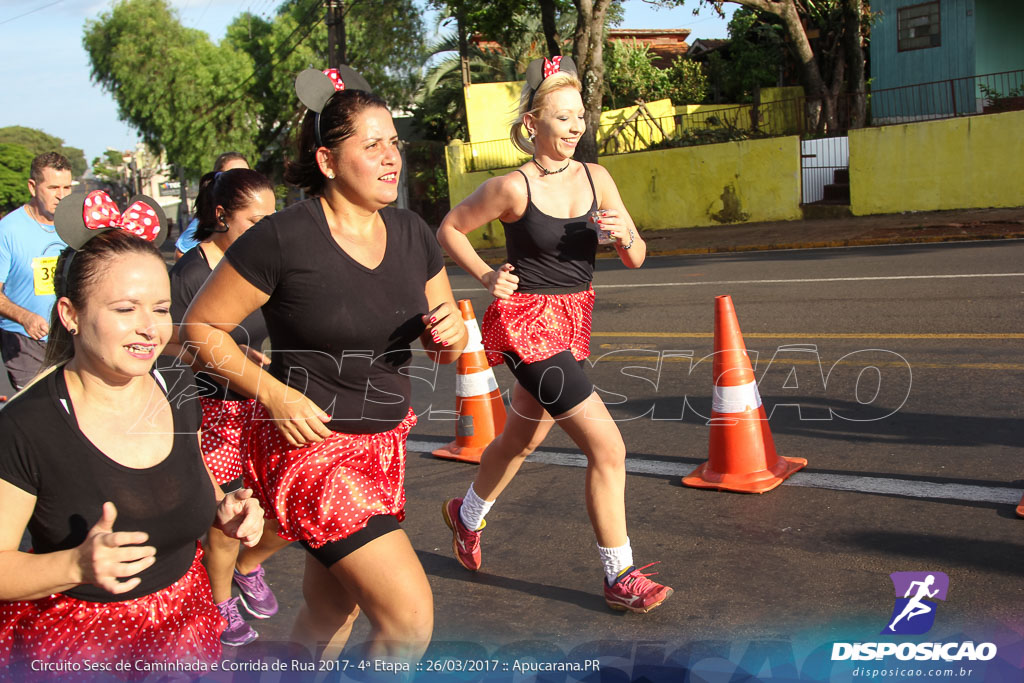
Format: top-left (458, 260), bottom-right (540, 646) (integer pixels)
top-left (501, 165), bottom-right (599, 293)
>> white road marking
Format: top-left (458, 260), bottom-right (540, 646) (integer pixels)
top-left (451, 272), bottom-right (1024, 293)
top-left (406, 439), bottom-right (1022, 506)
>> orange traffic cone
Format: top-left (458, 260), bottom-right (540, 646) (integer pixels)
top-left (682, 295), bottom-right (807, 493)
top-left (433, 300), bottom-right (506, 464)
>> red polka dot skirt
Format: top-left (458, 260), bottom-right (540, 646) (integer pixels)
top-left (242, 405), bottom-right (416, 548)
top-left (199, 397), bottom-right (256, 486)
top-left (0, 544), bottom-right (223, 682)
top-left (482, 287), bottom-right (595, 367)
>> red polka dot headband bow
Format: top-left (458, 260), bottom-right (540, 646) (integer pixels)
top-left (54, 190), bottom-right (168, 251)
top-left (295, 66), bottom-right (373, 114)
top-left (324, 68), bottom-right (346, 92)
top-left (83, 191), bottom-right (161, 242)
top-left (525, 55), bottom-right (578, 109)
top-left (543, 56), bottom-right (563, 79)
top-left (295, 66), bottom-right (374, 148)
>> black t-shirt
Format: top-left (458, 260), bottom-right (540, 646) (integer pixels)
top-left (225, 200), bottom-right (444, 434)
top-left (170, 244), bottom-right (269, 402)
top-left (0, 366), bottom-right (217, 602)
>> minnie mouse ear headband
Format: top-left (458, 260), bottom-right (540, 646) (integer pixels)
top-left (525, 56), bottom-right (578, 111)
top-left (54, 190), bottom-right (167, 251)
top-left (295, 66), bottom-right (373, 148)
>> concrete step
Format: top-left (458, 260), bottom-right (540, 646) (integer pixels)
top-left (823, 183), bottom-right (851, 202)
top-left (801, 202), bottom-right (852, 220)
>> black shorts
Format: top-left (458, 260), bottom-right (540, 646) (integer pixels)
top-left (506, 350), bottom-right (594, 417)
top-left (300, 515), bottom-right (402, 568)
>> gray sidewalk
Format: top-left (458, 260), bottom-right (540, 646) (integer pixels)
top-left (466, 206), bottom-right (1024, 262)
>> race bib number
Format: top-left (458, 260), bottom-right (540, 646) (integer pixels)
top-left (32, 256), bottom-right (59, 296)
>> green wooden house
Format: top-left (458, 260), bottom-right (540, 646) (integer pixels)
top-left (870, 0), bottom-right (1024, 120)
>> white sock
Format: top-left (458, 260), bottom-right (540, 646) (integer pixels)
top-left (459, 484), bottom-right (492, 531)
top-left (597, 538), bottom-right (633, 586)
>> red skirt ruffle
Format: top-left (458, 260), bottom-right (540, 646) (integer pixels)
top-left (0, 545), bottom-right (223, 682)
top-left (481, 287), bottom-right (595, 367)
top-left (199, 397), bottom-right (256, 486)
top-left (242, 405), bottom-right (416, 548)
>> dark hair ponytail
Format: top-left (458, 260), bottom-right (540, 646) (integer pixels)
top-left (284, 89), bottom-right (390, 196)
top-left (44, 231), bottom-right (165, 369)
top-left (193, 168), bottom-right (275, 241)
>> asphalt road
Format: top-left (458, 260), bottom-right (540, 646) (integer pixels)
top-left (220, 239), bottom-right (1023, 679)
top-left (4, 239), bottom-right (1022, 680)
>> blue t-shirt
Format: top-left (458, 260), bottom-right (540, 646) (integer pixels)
top-left (174, 217), bottom-right (200, 254)
top-left (0, 207), bottom-right (67, 339)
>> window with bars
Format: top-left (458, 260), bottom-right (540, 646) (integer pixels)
top-left (898, 1), bottom-right (941, 52)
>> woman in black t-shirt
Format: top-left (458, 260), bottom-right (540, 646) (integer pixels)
top-left (169, 168), bottom-right (285, 647)
top-left (0, 192), bottom-right (263, 677)
top-left (436, 57), bottom-right (672, 614)
top-left (183, 68), bottom-right (467, 664)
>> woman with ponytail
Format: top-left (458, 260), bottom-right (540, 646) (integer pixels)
top-left (437, 56), bottom-right (672, 614)
top-left (169, 168), bottom-right (285, 647)
top-left (183, 67), bottom-right (467, 664)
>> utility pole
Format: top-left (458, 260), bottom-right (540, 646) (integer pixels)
top-left (326, 0), bottom-right (346, 67)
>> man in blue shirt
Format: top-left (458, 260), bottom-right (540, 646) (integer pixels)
top-left (174, 151), bottom-right (249, 259)
top-left (0, 153), bottom-right (72, 389)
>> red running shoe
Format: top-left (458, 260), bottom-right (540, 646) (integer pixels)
top-left (604, 563), bottom-right (673, 613)
top-left (442, 498), bottom-right (484, 571)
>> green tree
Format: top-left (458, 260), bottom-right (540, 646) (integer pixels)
top-left (603, 40), bottom-right (670, 109)
top-left (0, 144), bottom-right (35, 215)
top-left (666, 58), bottom-right (709, 104)
top-left (0, 127), bottom-right (87, 178)
top-left (92, 149), bottom-right (127, 184)
top-left (414, 9), bottom-right (575, 142)
top-left (655, 0), bottom-right (872, 133)
top-left (84, 0), bottom-right (261, 175)
top-left (710, 7), bottom-right (783, 102)
top-left (603, 39), bottom-right (708, 109)
top-left (83, 0), bottom-right (427, 181)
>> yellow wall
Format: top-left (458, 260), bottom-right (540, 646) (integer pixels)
top-left (444, 143), bottom-right (508, 248)
top-left (445, 135), bottom-right (802, 248)
top-left (601, 136), bottom-right (802, 230)
top-left (464, 82), bottom-right (522, 142)
top-left (849, 110), bottom-right (1024, 215)
top-left (596, 99), bottom-right (676, 154)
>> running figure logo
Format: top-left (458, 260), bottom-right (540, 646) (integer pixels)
top-left (882, 571), bottom-right (949, 635)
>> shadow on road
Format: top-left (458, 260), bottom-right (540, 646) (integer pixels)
top-left (416, 550), bottom-right (615, 616)
top-left (842, 531), bottom-right (1024, 575)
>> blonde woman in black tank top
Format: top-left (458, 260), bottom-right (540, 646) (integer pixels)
top-left (437, 57), bottom-right (672, 614)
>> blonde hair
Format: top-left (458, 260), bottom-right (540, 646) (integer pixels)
top-left (509, 71), bottom-right (583, 155)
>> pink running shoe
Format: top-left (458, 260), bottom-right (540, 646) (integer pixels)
top-left (604, 563), bottom-right (673, 613)
top-left (442, 498), bottom-right (484, 571)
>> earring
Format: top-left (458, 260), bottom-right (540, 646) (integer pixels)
top-left (528, 132), bottom-right (535, 142)
top-left (327, 171), bottom-right (335, 179)
top-left (68, 327), bottom-right (78, 336)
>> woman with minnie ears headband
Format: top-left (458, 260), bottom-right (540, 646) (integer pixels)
top-left (168, 168), bottom-right (286, 647)
top-left (183, 66), bottom-right (466, 663)
top-left (437, 56), bottom-right (672, 613)
top-left (0, 191), bottom-right (264, 677)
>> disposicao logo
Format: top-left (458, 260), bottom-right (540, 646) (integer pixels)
top-left (882, 571), bottom-right (948, 635)
top-left (831, 571), bottom-right (998, 663)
